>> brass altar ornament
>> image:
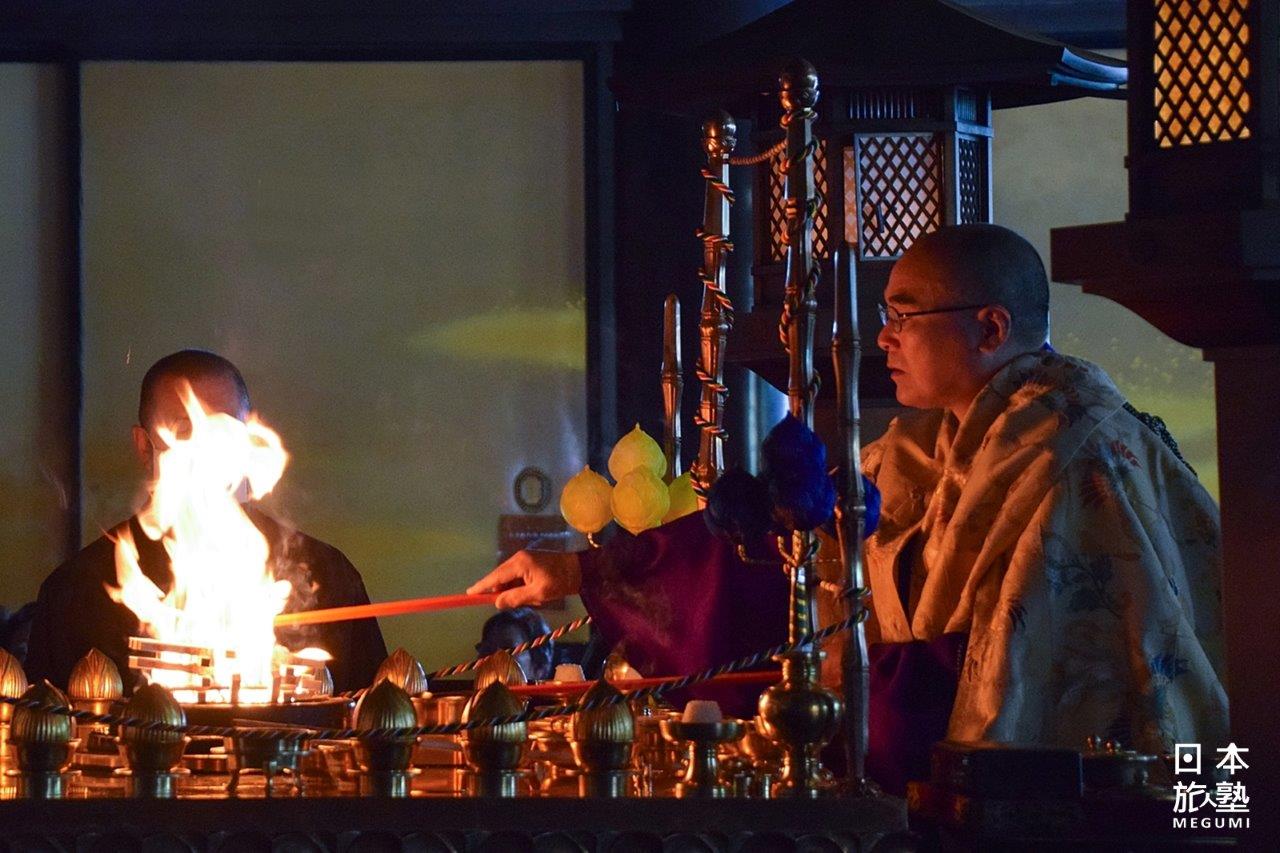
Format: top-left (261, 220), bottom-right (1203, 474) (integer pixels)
top-left (353, 678), bottom-right (417, 797)
top-left (119, 682), bottom-right (189, 798)
top-left (461, 681), bottom-right (527, 797)
top-left (569, 679), bottom-right (634, 798)
top-left (374, 648), bottom-right (429, 696)
top-left (67, 649), bottom-right (124, 737)
top-left (9, 680), bottom-right (74, 798)
top-left (473, 649), bottom-right (527, 691)
top-left (0, 647), bottom-right (28, 725)
top-left (659, 717), bottom-right (742, 798)
top-left (757, 57), bottom-right (845, 799)
top-left (757, 650), bottom-right (842, 798)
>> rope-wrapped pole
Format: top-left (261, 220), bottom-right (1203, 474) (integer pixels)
top-left (661, 294), bottom-right (683, 483)
top-left (832, 241), bottom-right (871, 790)
top-left (778, 62), bottom-right (821, 646)
top-left (758, 59), bottom-right (843, 800)
top-left (690, 111), bottom-right (736, 500)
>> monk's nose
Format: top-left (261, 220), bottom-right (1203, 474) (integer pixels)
top-left (877, 322), bottom-right (896, 352)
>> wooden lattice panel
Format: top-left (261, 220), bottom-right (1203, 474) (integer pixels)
top-left (850, 134), bottom-right (944, 260)
top-left (1153, 0), bottom-right (1252, 147)
top-left (767, 138), bottom-right (830, 261)
top-left (957, 136), bottom-right (986, 224)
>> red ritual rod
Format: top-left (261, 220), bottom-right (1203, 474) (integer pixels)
top-left (507, 670), bottom-right (779, 697)
top-left (274, 592), bottom-right (497, 627)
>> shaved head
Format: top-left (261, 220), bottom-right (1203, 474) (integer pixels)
top-left (896, 224), bottom-right (1049, 349)
top-left (138, 350), bottom-right (250, 429)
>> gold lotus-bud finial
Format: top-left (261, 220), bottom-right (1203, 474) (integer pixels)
top-left (68, 649), bottom-right (124, 702)
top-left (120, 683), bottom-right (187, 775)
top-left (355, 678), bottom-right (417, 732)
top-left (0, 647), bottom-right (29, 724)
top-left (461, 680), bottom-right (527, 797)
top-left (570, 679), bottom-right (635, 797)
top-left (10, 680), bottom-right (74, 792)
top-left (11, 681), bottom-right (72, 749)
top-left (473, 649), bottom-right (527, 691)
top-left (572, 679), bottom-right (634, 745)
top-left (373, 648), bottom-right (429, 696)
top-left (352, 679), bottom-right (416, 795)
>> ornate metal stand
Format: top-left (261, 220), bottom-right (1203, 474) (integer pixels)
top-left (756, 59), bottom-right (844, 799)
top-left (690, 111), bottom-right (736, 498)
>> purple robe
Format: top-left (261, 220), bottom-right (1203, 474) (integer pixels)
top-left (577, 510), bottom-right (957, 792)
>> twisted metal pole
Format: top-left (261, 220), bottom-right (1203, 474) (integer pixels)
top-left (690, 111), bottom-right (736, 500)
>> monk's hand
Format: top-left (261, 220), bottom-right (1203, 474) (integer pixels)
top-left (467, 550), bottom-right (582, 609)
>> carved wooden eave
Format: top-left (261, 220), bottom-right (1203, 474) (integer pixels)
top-left (1051, 211), bottom-right (1280, 350)
top-left (611, 0), bottom-right (1126, 113)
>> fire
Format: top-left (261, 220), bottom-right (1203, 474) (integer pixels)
top-left (107, 383), bottom-right (326, 703)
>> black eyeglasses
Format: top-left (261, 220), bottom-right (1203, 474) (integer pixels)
top-left (877, 302), bottom-right (987, 333)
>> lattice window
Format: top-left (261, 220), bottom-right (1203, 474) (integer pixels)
top-left (767, 138), bottom-right (830, 261)
top-left (850, 134), bottom-right (944, 261)
top-left (1153, 0), bottom-right (1252, 147)
top-left (957, 136), bottom-right (987, 224)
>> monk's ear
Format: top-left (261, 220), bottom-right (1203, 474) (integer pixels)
top-left (131, 425), bottom-right (154, 473)
top-left (976, 305), bottom-right (1013, 353)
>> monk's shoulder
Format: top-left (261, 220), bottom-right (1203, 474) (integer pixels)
top-left (864, 409), bottom-right (946, 469)
top-left (37, 521), bottom-right (130, 602)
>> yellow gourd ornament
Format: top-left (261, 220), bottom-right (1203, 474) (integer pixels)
top-left (611, 467), bottom-right (670, 534)
top-left (607, 425), bottom-right (666, 482)
top-left (560, 467), bottom-right (614, 535)
top-left (663, 471), bottom-right (699, 524)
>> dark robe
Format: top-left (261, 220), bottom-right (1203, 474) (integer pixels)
top-left (24, 507), bottom-right (387, 695)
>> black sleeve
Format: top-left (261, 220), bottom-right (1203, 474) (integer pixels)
top-left (21, 580), bottom-right (56, 686)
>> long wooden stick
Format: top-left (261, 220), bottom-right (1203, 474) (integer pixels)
top-left (273, 593), bottom-right (497, 627)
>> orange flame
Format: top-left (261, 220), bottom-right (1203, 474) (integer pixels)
top-left (106, 383), bottom-right (318, 703)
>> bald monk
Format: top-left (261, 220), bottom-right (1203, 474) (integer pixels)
top-left (25, 350), bottom-right (387, 693)
top-left (470, 224), bottom-right (1228, 792)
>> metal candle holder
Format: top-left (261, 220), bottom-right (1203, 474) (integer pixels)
top-left (374, 648), bottom-right (432, 726)
top-left (569, 679), bottom-right (635, 798)
top-left (659, 719), bottom-right (742, 798)
top-left (472, 649), bottom-right (528, 692)
top-left (0, 647), bottom-right (29, 762)
top-left (118, 683), bottom-right (189, 798)
top-left (756, 58), bottom-right (844, 799)
top-left (461, 681), bottom-right (527, 797)
top-left (352, 680), bottom-right (417, 797)
top-left (68, 649), bottom-right (124, 740)
top-left (9, 681), bottom-right (73, 799)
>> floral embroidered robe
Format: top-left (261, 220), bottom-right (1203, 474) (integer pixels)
top-left (862, 351), bottom-right (1228, 755)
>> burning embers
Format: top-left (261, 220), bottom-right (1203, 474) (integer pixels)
top-left (106, 383), bottom-right (330, 703)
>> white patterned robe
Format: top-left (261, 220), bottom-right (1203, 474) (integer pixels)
top-left (861, 351), bottom-right (1228, 754)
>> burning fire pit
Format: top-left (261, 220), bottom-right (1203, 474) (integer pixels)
top-left (105, 386), bottom-right (347, 724)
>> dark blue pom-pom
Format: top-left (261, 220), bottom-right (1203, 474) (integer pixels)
top-left (761, 414), bottom-right (827, 481)
top-left (704, 468), bottom-right (773, 543)
top-left (769, 469), bottom-right (837, 531)
top-left (862, 475), bottom-right (881, 537)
